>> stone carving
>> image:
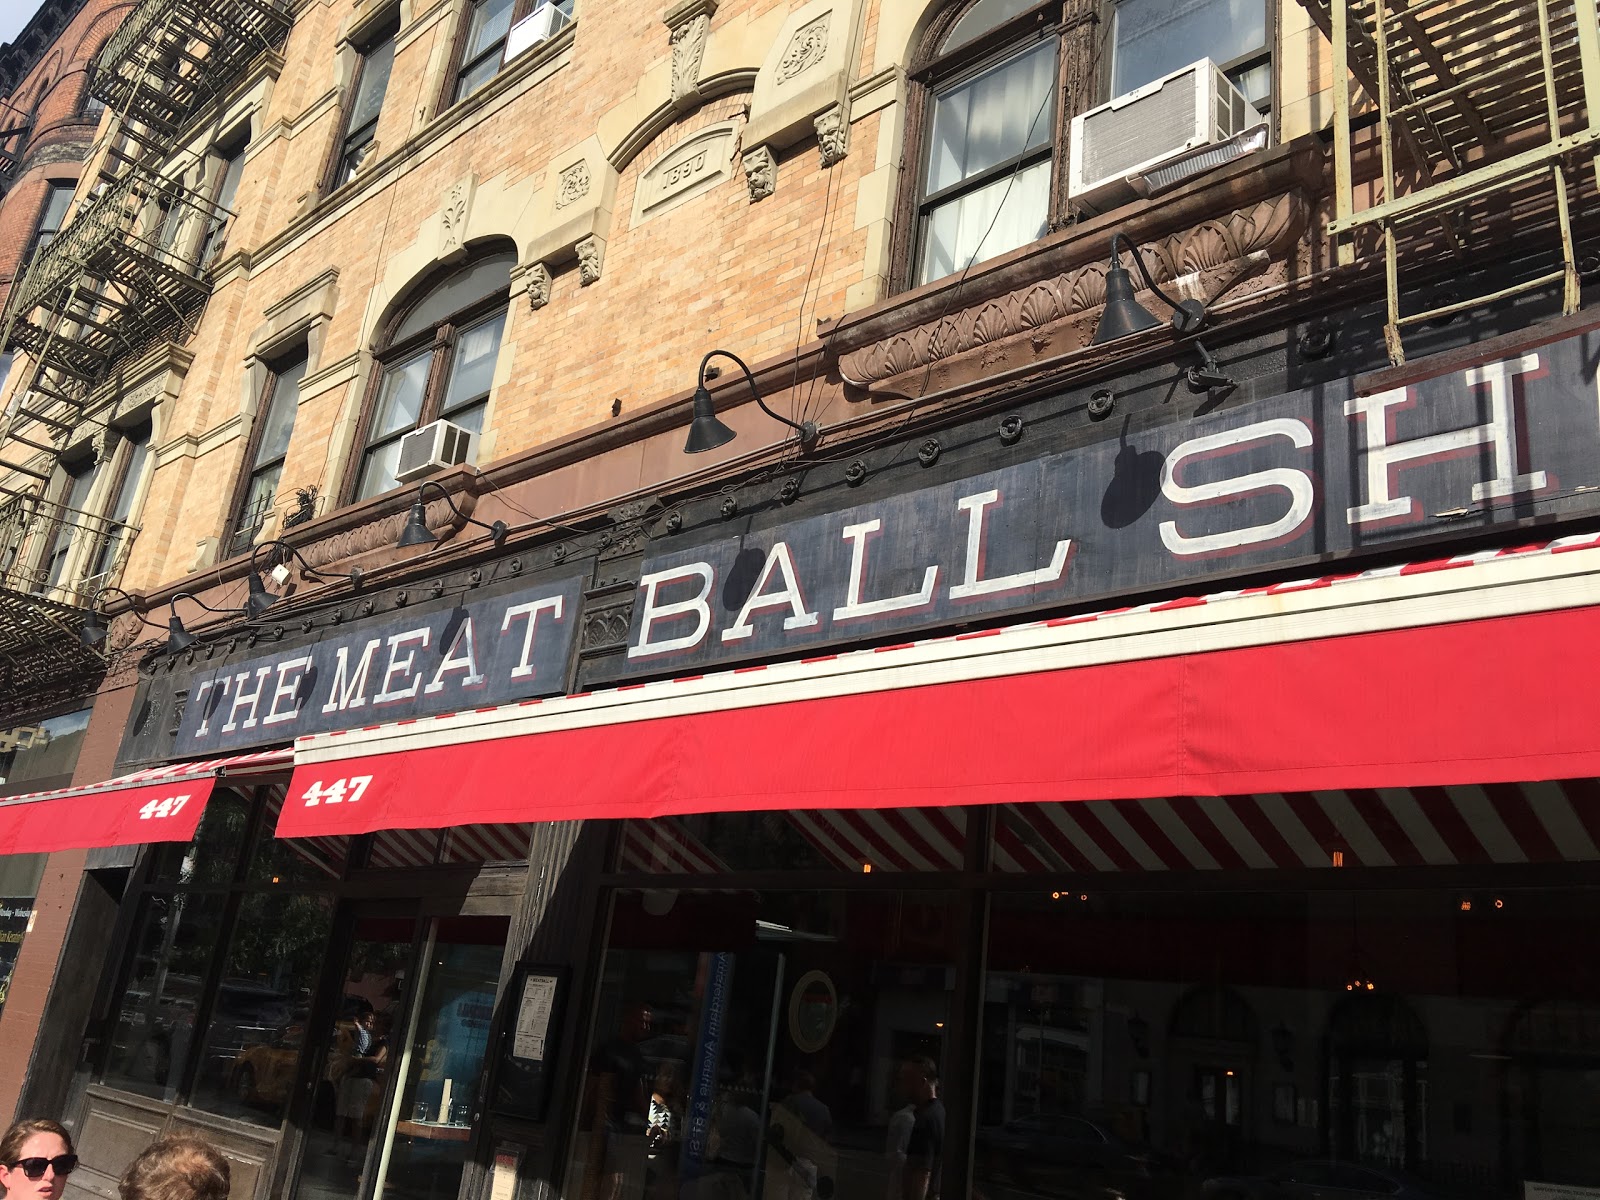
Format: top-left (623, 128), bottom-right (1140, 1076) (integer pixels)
top-left (776, 13), bottom-right (829, 84)
top-left (440, 180), bottom-right (470, 253)
top-left (634, 123), bottom-right (737, 225)
top-left (742, 145), bottom-right (776, 202)
top-left (815, 103), bottom-right (848, 167)
top-left (839, 194), bottom-right (1309, 384)
top-left (669, 13), bottom-right (711, 102)
top-left (527, 262), bottom-right (552, 309)
top-left (556, 161), bottom-right (591, 209)
top-left (582, 600), bottom-right (634, 651)
top-left (576, 236), bottom-right (603, 285)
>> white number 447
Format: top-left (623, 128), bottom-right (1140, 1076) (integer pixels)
top-left (137, 793), bottom-right (192, 820)
top-left (300, 775), bottom-right (374, 807)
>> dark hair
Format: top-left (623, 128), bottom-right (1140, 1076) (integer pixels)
top-left (906, 1056), bottom-right (939, 1083)
top-left (0, 1120), bottom-right (74, 1167)
top-left (118, 1138), bottom-right (229, 1200)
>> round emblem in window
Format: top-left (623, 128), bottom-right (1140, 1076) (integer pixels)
top-left (788, 970), bottom-right (838, 1054)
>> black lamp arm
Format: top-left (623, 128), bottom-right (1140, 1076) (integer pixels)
top-left (1110, 232), bottom-right (1189, 318)
top-left (413, 480), bottom-right (508, 542)
top-left (171, 590), bottom-right (246, 616)
top-left (250, 538), bottom-right (361, 585)
top-left (698, 350), bottom-right (818, 446)
top-left (87, 586), bottom-right (164, 630)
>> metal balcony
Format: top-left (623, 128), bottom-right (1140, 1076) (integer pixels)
top-left (0, 494), bottom-right (138, 702)
top-left (1303, 0), bottom-right (1600, 362)
top-left (89, 0), bottom-right (292, 139)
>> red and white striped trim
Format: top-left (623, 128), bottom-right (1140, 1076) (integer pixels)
top-left (0, 747), bottom-right (292, 808)
top-left (297, 530), bottom-right (1600, 769)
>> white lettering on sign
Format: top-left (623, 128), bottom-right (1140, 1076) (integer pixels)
top-left (629, 563), bottom-right (715, 659)
top-left (299, 775), bottom-right (374, 807)
top-left (833, 518), bottom-right (938, 622)
top-left (425, 617), bottom-right (485, 695)
top-left (501, 596), bottom-right (565, 679)
top-left (722, 541), bottom-right (819, 642)
top-left (1160, 418), bottom-right (1316, 557)
top-left (949, 489), bottom-right (1072, 600)
top-left (322, 639), bottom-right (381, 715)
top-left (374, 628), bottom-right (432, 704)
top-left (137, 793), bottom-right (193, 821)
top-left (262, 655), bottom-right (314, 726)
top-left (192, 676), bottom-right (228, 737)
top-left (221, 665), bottom-right (274, 733)
top-left (1346, 352), bottom-right (1546, 526)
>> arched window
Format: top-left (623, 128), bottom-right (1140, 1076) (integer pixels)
top-left (902, 0), bottom-right (1271, 288)
top-left (347, 244), bottom-right (515, 501)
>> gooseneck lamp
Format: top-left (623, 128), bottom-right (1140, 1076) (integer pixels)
top-left (166, 591), bottom-right (247, 654)
top-left (245, 539), bottom-right (364, 618)
top-left (684, 350), bottom-right (819, 454)
top-left (1092, 232), bottom-right (1208, 345)
top-left (79, 585), bottom-right (162, 647)
top-left (396, 479), bottom-right (509, 549)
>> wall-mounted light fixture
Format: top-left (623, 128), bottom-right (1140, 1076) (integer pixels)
top-left (684, 350), bottom-right (819, 454)
top-left (246, 539), bottom-right (364, 618)
top-left (79, 585), bottom-right (162, 647)
top-left (1092, 233), bottom-right (1207, 345)
top-left (166, 591), bottom-right (248, 654)
top-left (397, 480), bottom-right (508, 549)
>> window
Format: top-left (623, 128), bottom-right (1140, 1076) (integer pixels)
top-left (23, 183), bottom-right (74, 267)
top-left (905, 0), bottom-right (1271, 287)
top-left (1111, 0), bottom-right (1271, 111)
top-left (335, 26), bottom-right (397, 186)
top-left (89, 422), bottom-right (152, 585)
top-left (227, 351), bottom-right (307, 557)
top-left (348, 245), bottom-right (513, 501)
top-left (452, 0), bottom-right (516, 102)
top-left (40, 454), bottom-right (100, 592)
top-left (199, 135), bottom-right (249, 268)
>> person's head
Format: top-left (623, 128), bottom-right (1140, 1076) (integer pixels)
top-left (619, 1002), bottom-right (653, 1043)
top-left (117, 1137), bottom-right (229, 1200)
top-left (897, 1057), bottom-right (939, 1106)
top-left (354, 1010), bottom-right (376, 1031)
top-left (0, 1121), bottom-right (76, 1200)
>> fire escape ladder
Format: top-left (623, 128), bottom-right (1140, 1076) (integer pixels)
top-left (1303, 0), bottom-right (1600, 364)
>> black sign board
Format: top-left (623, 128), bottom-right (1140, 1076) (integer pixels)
top-left (606, 334), bottom-right (1600, 678)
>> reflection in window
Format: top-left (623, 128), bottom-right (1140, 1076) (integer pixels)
top-left (453, 0), bottom-right (516, 103)
top-left (188, 892), bottom-right (335, 1125)
top-left (337, 28), bottom-right (396, 185)
top-left (0, 708), bottom-right (90, 791)
top-left (148, 788), bottom-right (253, 887)
top-left (230, 352), bottom-right (307, 557)
top-left (565, 890), bottom-right (957, 1200)
top-left (1111, 0), bottom-right (1268, 103)
top-left (103, 892), bottom-right (228, 1100)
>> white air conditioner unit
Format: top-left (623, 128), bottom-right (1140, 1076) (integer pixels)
top-left (395, 419), bottom-right (474, 484)
top-left (505, 2), bottom-right (571, 61)
top-left (1068, 59), bottom-right (1261, 211)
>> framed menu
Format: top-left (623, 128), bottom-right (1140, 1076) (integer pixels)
top-left (492, 963), bottom-right (569, 1122)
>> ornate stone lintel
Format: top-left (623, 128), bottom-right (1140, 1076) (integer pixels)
top-left (815, 102), bottom-right (848, 167)
top-left (576, 236), bottom-right (604, 286)
top-left (666, 3), bottom-right (715, 107)
top-left (527, 262), bottom-right (553, 310)
top-left (742, 145), bottom-right (776, 203)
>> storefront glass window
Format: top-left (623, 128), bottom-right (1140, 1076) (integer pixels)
top-left (149, 788), bottom-right (255, 886)
top-left (977, 876), bottom-right (1600, 1200)
top-left (0, 708), bottom-right (91, 792)
top-left (617, 808), bottom-right (970, 874)
top-left (103, 891), bottom-right (229, 1099)
top-left (187, 892), bottom-right (336, 1125)
top-left (0, 854), bottom-right (46, 1021)
top-left (373, 916), bottom-right (508, 1200)
top-left (251, 791), bottom-right (350, 883)
top-left (564, 888), bottom-right (958, 1200)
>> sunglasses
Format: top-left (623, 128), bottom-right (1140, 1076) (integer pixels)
top-left (9, 1156), bottom-right (78, 1181)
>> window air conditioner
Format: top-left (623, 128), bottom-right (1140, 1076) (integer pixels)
top-left (395, 419), bottom-right (474, 484)
top-left (1068, 58), bottom-right (1261, 211)
top-left (505, 2), bottom-right (571, 61)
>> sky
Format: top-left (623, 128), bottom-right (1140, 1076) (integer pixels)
top-left (0, 1), bottom-right (42, 49)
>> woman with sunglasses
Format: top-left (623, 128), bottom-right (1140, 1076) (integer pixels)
top-left (0, 1119), bottom-right (77, 1200)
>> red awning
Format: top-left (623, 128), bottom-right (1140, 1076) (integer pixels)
top-left (276, 533), bottom-right (1600, 840)
top-left (0, 748), bottom-right (292, 854)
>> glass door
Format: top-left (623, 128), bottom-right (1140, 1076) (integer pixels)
top-left (370, 916), bottom-right (510, 1200)
top-left (296, 913), bottom-right (419, 1200)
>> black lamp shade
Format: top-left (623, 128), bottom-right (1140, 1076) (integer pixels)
top-left (245, 571), bottom-right (276, 618)
top-left (684, 386), bottom-right (737, 454)
top-left (1092, 261), bottom-right (1163, 344)
top-left (167, 613), bottom-right (196, 653)
top-left (397, 501), bottom-right (437, 547)
top-left (80, 611), bottom-right (108, 647)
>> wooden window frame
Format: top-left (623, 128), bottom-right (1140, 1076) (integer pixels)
top-left (85, 421), bottom-right (151, 586)
top-left (198, 131), bottom-right (250, 270)
top-left (23, 181), bottom-right (75, 269)
top-left (224, 350), bottom-right (307, 560)
top-left (438, 0), bottom-right (569, 113)
top-left (322, 18), bottom-right (400, 195)
top-left (890, 0), bottom-right (1274, 294)
top-left (38, 451), bottom-right (100, 595)
top-left (339, 269), bottom-right (511, 506)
